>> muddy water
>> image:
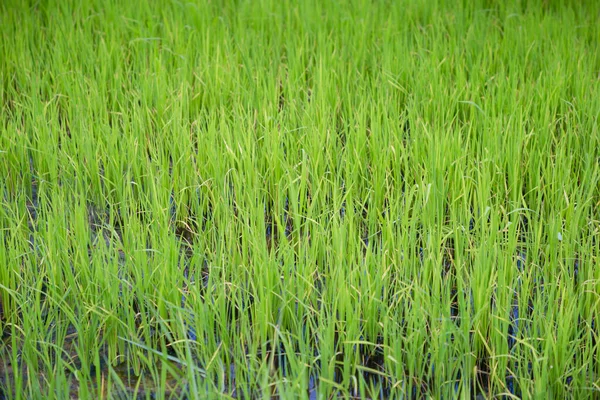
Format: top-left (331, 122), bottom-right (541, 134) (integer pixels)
top-left (2, 177), bottom-right (588, 399)
top-left (0, 330), bottom-right (188, 399)
top-left (0, 179), bottom-right (378, 399)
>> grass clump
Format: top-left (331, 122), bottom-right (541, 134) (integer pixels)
top-left (1, 0), bottom-right (599, 398)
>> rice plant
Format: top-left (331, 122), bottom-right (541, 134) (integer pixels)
top-left (1, 0), bottom-right (599, 398)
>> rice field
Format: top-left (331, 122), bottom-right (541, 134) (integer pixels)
top-left (1, 0), bottom-right (599, 398)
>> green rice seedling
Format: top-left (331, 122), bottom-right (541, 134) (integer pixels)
top-left (1, 0), bottom-right (599, 398)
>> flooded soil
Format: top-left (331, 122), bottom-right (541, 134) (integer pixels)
top-left (0, 174), bottom-right (591, 399)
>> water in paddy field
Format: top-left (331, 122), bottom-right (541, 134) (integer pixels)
top-left (0, 176), bottom-right (592, 399)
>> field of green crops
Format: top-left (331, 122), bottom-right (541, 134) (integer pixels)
top-left (1, 0), bottom-right (599, 398)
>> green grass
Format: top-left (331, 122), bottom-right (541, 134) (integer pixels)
top-left (1, 0), bottom-right (599, 398)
